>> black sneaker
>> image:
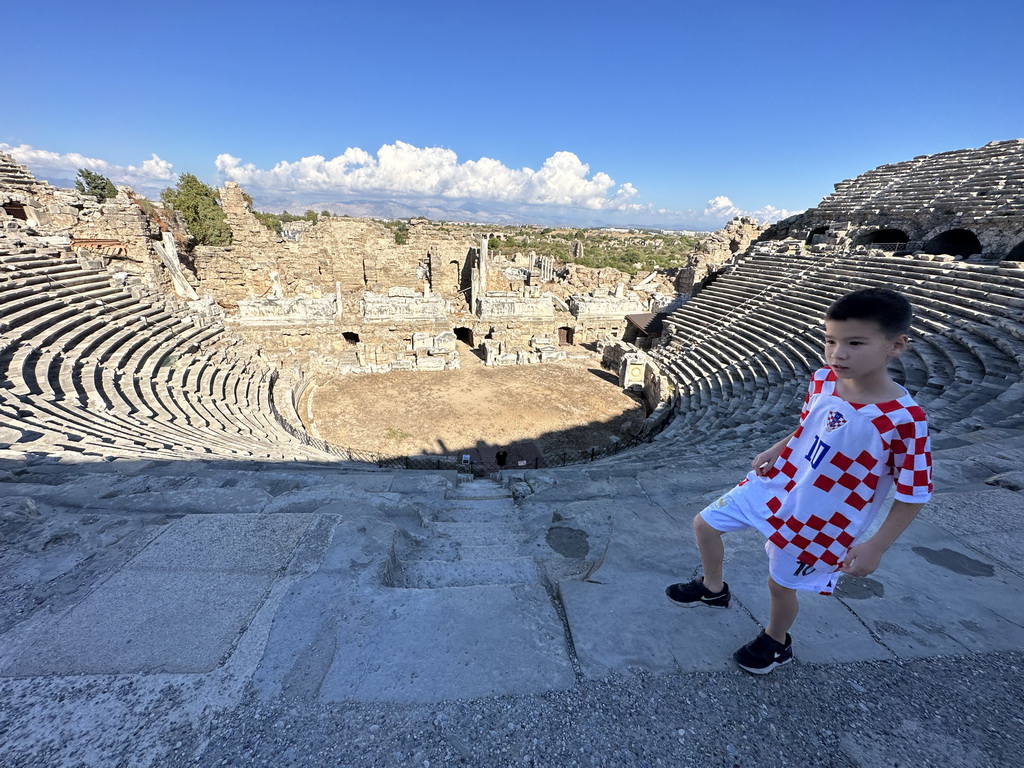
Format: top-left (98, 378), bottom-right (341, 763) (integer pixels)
top-left (733, 630), bottom-right (793, 675)
top-left (665, 577), bottom-right (730, 608)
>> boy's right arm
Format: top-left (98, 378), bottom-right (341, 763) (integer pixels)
top-left (752, 431), bottom-right (796, 477)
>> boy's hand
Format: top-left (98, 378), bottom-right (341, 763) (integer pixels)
top-left (752, 431), bottom-right (796, 476)
top-left (841, 501), bottom-right (924, 578)
top-left (840, 541), bottom-right (885, 577)
top-left (752, 446), bottom-right (784, 476)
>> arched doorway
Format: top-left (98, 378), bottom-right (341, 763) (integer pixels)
top-left (923, 229), bottom-right (982, 257)
top-left (453, 326), bottom-right (474, 346)
top-left (558, 326), bottom-right (574, 345)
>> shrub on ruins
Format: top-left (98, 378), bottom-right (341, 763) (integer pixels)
top-left (254, 211), bottom-right (283, 234)
top-left (484, 227), bottom-right (703, 275)
top-left (250, 208), bottom-right (327, 235)
top-left (161, 174), bottom-right (232, 247)
top-left (75, 168), bottom-right (117, 202)
top-left (381, 219), bottom-right (410, 245)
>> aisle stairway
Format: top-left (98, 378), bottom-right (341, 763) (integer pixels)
top-left (385, 477), bottom-right (538, 589)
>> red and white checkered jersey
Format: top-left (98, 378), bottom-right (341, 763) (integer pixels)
top-left (734, 368), bottom-right (932, 568)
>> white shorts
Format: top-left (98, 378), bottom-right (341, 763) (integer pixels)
top-left (699, 493), bottom-right (841, 595)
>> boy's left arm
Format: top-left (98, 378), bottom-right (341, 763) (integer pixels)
top-left (840, 500), bottom-right (925, 578)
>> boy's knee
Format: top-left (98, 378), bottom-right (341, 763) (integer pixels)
top-left (768, 576), bottom-right (797, 596)
top-left (693, 513), bottom-right (716, 536)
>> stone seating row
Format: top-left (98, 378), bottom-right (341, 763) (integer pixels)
top-left (0, 240), bottom-right (331, 461)
top-left (655, 246), bottom-right (1024, 446)
top-left (815, 142), bottom-right (1024, 218)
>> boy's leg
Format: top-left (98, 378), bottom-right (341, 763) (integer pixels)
top-left (766, 576), bottom-right (799, 643)
top-left (665, 512), bottom-right (731, 607)
top-left (733, 577), bottom-right (797, 674)
top-left (694, 513), bottom-right (726, 592)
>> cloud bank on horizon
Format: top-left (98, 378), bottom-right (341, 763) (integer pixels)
top-left (1, 141), bottom-right (798, 230)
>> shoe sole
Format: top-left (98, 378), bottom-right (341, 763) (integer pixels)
top-left (665, 593), bottom-right (730, 609)
top-left (735, 656), bottom-right (793, 675)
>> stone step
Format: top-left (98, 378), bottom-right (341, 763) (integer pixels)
top-left (449, 479), bottom-right (512, 501)
top-left (437, 498), bottom-right (518, 523)
top-left (387, 556), bottom-right (540, 589)
top-left (405, 539), bottom-right (521, 561)
top-left (424, 521), bottom-right (522, 547)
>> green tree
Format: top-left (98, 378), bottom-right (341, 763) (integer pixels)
top-left (75, 168), bottom-right (117, 202)
top-left (161, 174), bottom-right (232, 246)
top-left (254, 211), bottom-right (283, 234)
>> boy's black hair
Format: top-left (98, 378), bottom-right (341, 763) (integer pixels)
top-left (825, 288), bottom-right (912, 337)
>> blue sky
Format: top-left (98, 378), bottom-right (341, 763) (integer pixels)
top-left (4, 0), bottom-right (1022, 229)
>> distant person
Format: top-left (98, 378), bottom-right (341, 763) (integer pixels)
top-left (666, 288), bottom-right (932, 674)
top-left (495, 449), bottom-right (508, 468)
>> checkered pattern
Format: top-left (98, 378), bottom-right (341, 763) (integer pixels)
top-left (767, 510), bottom-right (855, 567)
top-left (748, 368), bottom-right (932, 567)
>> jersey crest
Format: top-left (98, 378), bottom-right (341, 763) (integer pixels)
top-left (824, 410), bottom-right (847, 433)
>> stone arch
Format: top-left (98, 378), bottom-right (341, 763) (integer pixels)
top-left (855, 228), bottom-right (910, 247)
top-left (923, 228), bottom-right (982, 257)
top-left (453, 326), bottom-right (474, 346)
top-left (1006, 240), bottom-right (1024, 262)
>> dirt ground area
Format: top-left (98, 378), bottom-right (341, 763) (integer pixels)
top-left (302, 347), bottom-right (648, 462)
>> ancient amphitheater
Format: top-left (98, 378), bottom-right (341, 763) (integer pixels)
top-left (2, 142), bottom-right (1023, 767)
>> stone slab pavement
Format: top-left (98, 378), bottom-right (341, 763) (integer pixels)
top-left (5, 468), bottom-right (1020, 692)
top-left (1, 464), bottom-right (1022, 766)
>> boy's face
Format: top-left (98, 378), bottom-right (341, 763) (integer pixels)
top-left (823, 318), bottom-right (907, 381)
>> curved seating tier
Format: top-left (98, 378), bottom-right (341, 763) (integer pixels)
top-left (652, 246), bottom-right (1024, 453)
top-left (3, 226), bottom-right (1022, 467)
top-left (0, 234), bottom-right (333, 461)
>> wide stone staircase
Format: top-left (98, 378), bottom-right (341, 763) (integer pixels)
top-left (385, 477), bottom-right (539, 589)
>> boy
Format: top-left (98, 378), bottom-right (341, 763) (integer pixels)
top-left (666, 288), bottom-right (932, 674)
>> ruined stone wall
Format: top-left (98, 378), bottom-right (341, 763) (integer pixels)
top-left (0, 152), bottom-right (195, 299)
top-left (570, 289), bottom-right (647, 345)
top-left (0, 152), bottom-right (80, 232)
top-left (69, 189), bottom-right (177, 295)
top-left (676, 217), bottom-right (767, 294)
top-left (195, 199), bottom-right (478, 307)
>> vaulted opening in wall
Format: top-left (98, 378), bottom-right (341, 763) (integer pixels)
top-left (2, 201), bottom-right (28, 221)
top-left (857, 229), bottom-right (910, 247)
top-left (923, 228), bottom-right (982, 257)
top-left (453, 326), bottom-right (474, 346)
top-left (342, 332), bottom-right (360, 344)
top-left (806, 226), bottom-right (829, 245)
top-left (1006, 240), bottom-right (1024, 262)
top-left (558, 326), bottom-right (575, 345)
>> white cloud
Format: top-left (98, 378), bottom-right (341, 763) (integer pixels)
top-left (215, 142), bottom-right (640, 212)
top-left (698, 195), bottom-right (798, 227)
top-left (1, 140), bottom-right (798, 230)
top-left (0, 143), bottom-right (177, 192)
